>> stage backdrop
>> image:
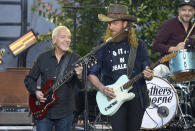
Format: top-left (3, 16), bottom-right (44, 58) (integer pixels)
top-left (0, 0), bottom-right (58, 72)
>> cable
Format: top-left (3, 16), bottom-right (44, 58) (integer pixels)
top-left (145, 110), bottom-right (159, 129)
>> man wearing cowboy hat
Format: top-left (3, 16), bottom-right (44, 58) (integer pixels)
top-left (88, 3), bottom-right (153, 131)
top-left (153, 0), bottom-right (195, 124)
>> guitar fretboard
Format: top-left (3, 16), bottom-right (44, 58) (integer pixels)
top-left (45, 69), bottom-right (75, 95)
top-left (123, 60), bottom-right (160, 90)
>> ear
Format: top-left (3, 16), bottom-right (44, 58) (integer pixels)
top-left (52, 36), bottom-right (56, 44)
top-left (107, 23), bottom-right (111, 28)
top-left (178, 7), bottom-right (181, 12)
top-left (193, 8), bottom-right (195, 13)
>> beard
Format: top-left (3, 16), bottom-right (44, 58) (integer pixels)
top-left (104, 27), bottom-right (128, 43)
top-left (179, 15), bottom-right (192, 23)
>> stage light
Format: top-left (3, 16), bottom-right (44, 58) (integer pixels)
top-left (9, 30), bottom-right (37, 56)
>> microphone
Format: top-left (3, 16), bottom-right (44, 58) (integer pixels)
top-left (125, 24), bottom-right (137, 31)
top-left (132, 23), bottom-right (138, 29)
top-left (157, 106), bottom-right (169, 118)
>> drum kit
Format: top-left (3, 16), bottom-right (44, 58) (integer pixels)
top-left (141, 49), bottom-right (195, 130)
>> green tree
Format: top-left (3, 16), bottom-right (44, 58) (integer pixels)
top-left (32, 0), bottom-right (179, 61)
top-left (128, 0), bottom-right (179, 60)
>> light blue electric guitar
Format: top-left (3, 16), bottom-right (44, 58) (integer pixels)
top-left (96, 53), bottom-right (177, 116)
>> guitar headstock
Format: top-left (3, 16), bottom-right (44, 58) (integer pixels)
top-left (159, 52), bottom-right (177, 64)
top-left (88, 55), bottom-right (97, 68)
top-left (73, 55), bottom-right (97, 69)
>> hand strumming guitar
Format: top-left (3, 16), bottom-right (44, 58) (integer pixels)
top-left (35, 90), bottom-right (47, 103)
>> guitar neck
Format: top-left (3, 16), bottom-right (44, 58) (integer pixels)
top-left (123, 60), bottom-right (160, 90)
top-left (48, 69), bottom-right (75, 93)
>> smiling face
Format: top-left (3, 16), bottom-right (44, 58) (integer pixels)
top-left (52, 27), bottom-right (71, 52)
top-left (178, 5), bottom-right (195, 23)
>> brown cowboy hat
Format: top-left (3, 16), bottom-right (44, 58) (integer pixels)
top-left (98, 4), bottom-right (137, 22)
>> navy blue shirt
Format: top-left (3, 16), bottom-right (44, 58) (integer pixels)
top-left (88, 39), bottom-right (150, 99)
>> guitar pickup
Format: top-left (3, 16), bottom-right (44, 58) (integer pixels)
top-left (105, 101), bottom-right (117, 111)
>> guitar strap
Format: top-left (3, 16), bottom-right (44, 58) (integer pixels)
top-left (55, 52), bottom-right (73, 83)
top-left (127, 44), bottom-right (146, 110)
top-left (127, 45), bottom-right (137, 78)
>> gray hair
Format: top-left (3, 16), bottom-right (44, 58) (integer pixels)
top-left (52, 26), bottom-right (71, 38)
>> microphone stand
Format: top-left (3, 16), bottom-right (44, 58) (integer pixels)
top-left (83, 57), bottom-right (89, 131)
top-left (63, 6), bottom-right (106, 131)
top-left (63, 6), bottom-right (106, 50)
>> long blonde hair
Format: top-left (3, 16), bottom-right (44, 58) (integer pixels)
top-left (128, 27), bottom-right (138, 48)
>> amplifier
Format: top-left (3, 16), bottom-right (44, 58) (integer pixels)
top-left (0, 126), bottom-right (34, 131)
top-left (0, 112), bottom-right (34, 125)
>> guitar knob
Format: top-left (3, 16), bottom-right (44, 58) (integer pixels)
top-left (35, 100), bottom-right (40, 107)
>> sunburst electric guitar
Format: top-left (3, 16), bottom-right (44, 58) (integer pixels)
top-left (96, 53), bottom-right (177, 116)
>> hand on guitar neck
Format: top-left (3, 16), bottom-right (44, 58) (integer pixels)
top-left (143, 66), bottom-right (154, 81)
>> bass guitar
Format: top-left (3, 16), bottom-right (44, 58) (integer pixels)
top-left (96, 53), bottom-right (177, 116)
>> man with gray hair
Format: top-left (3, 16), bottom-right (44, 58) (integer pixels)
top-left (24, 26), bottom-right (83, 131)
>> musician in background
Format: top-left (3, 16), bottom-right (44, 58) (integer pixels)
top-left (153, 0), bottom-right (195, 58)
top-left (88, 3), bottom-right (153, 131)
top-left (24, 26), bottom-right (83, 131)
top-left (153, 0), bottom-right (195, 120)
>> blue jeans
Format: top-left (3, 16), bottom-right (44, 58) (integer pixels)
top-left (36, 114), bottom-right (73, 131)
